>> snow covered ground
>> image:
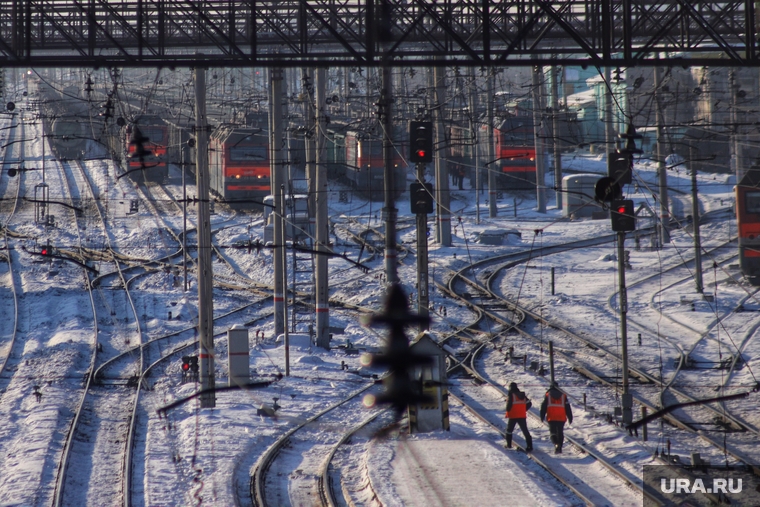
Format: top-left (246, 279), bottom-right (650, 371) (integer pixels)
top-left (0, 94), bottom-right (751, 506)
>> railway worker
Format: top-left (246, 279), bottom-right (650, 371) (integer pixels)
top-left (540, 382), bottom-right (573, 454)
top-left (505, 382), bottom-right (533, 451)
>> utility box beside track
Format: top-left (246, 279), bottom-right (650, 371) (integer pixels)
top-left (227, 325), bottom-right (250, 387)
top-left (408, 333), bottom-right (449, 433)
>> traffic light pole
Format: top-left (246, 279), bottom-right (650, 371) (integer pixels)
top-left (416, 162), bottom-right (430, 331)
top-left (617, 231), bottom-right (631, 424)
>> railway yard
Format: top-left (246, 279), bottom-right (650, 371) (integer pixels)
top-left (0, 76), bottom-right (756, 507)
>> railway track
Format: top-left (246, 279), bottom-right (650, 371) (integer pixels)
top-left (428, 223), bottom-right (756, 504)
top-left (250, 382), bottom-right (382, 507)
top-left (0, 109), bottom-right (24, 383)
top-left (53, 158), bottom-right (142, 507)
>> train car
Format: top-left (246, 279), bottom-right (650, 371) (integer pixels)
top-left (736, 168), bottom-right (760, 284)
top-left (122, 115), bottom-right (170, 183)
top-left (49, 117), bottom-right (87, 160)
top-left (342, 130), bottom-right (406, 201)
top-left (449, 124), bottom-right (475, 186)
top-left (494, 116), bottom-right (536, 190)
top-left (208, 126), bottom-right (270, 207)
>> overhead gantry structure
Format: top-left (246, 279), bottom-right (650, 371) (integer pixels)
top-left (0, 0), bottom-right (758, 68)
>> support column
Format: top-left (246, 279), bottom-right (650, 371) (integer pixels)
top-left (382, 65), bottom-right (399, 283)
top-left (551, 65), bottom-right (562, 210)
top-left (468, 67), bottom-right (481, 224)
top-left (532, 66), bottom-right (546, 212)
top-left (434, 65), bottom-right (451, 245)
top-left (315, 67), bottom-right (331, 349)
top-left (270, 68), bottom-right (285, 337)
top-left (194, 67), bottom-right (215, 408)
top-left (654, 67), bottom-right (670, 244)
top-left (604, 67), bottom-right (615, 150)
top-left (487, 71), bottom-right (497, 218)
top-left (690, 144), bottom-right (703, 293)
top-left (303, 68), bottom-right (316, 226)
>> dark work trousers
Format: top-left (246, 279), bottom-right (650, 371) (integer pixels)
top-left (548, 421), bottom-right (565, 449)
top-left (506, 418), bottom-right (532, 448)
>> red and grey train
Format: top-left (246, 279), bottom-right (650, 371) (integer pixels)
top-left (112, 115), bottom-right (170, 183)
top-left (736, 169), bottom-right (760, 284)
top-left (494, 117), bottom-right (537, 190)
top-left (208, 126), bottom-right (271, 206)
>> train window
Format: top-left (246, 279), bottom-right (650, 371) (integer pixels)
top-left (140, 127), bottom-right (165, 143)
top-left (746, 191), bottom-right (760, 214)
top-left (230, 146), bottom-right (267, 161)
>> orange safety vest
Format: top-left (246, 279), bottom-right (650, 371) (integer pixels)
top-left (546, 393), bottom-right (567, 422)
top-left (507, 393), bottom-right (527, 419)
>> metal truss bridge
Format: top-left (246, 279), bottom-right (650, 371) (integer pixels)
top-left (1, 0), bottom-right (758, 68)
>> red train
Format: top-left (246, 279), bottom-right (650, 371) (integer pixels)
top-left (326, 127), bottom-right (406, 200)
top-left (208, 126), bottom-right (270, 206)
top-left (736, 169), bottom-right (760, 284)
top-left (494, 117), bottom-right (536, 190)
top-left (117, 115), bottom-right (169, 183)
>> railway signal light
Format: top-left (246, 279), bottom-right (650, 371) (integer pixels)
top-left (409, 121), bottom-right (433, 164)
top-left (410, 182), bottom-right (434, 214)
top-left (608, 151), bottom-right (633, 185)
top-left (610, 199), bottom-right (636, 232)
top-left (594, 176), bottom-right (622, 203)
top-left (181, 356), bottom-right (191, 373)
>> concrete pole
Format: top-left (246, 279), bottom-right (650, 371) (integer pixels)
top-left (315, 67), bottom-right (331, 348)
top-left (552, 65), bottom-right (562, 210)
top-left (468, 67), bottom-right (481, 224)
top-left (690, 144), bottom-right (703, 293)
top-left (434, 65), bottom-right (451, 246)
top-left (381, 65), bottom-right (399, 284)
top-left (617, 231), bottom-right (631, 424)
top-left (270, 68), bottom-right (285, 337)
top-left (280, 185), bottom-right (290, 375)
top-left (532, 66), bottom-right (546, 212)
top-left (604, 67), bottom-right (615, 150)
top-left (654, 67), bottom-right (671, 244)
top-left (416, 162), bottom-right (430, 331)
top-left (730, 69), bottom-right (742, 182)
top-left (487, 71), bottom-right (497, 218)
top-left (549, 341), bottom-right (555, 384)
top-left (194, 67), bottom-right (215, 408)
top-left (304, 68), bottom-right (316, 228)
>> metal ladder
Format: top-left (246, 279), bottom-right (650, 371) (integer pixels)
top-left (288, 179), bottom-right (316, 338)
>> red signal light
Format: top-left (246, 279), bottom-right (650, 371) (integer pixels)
top-left (182, 362), bottom-right (190, 371)
top-left (41, 248), bottom-right (48, 256)
top-left (617, 205), bottom-right (626, 214)
top-left (416, 149), bottom-right (426, 158)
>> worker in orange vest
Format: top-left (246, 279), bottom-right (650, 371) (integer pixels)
top-left (505, 382), bottom-right (533, 451)
top-left (540, 382), bottom-right (573, 454)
